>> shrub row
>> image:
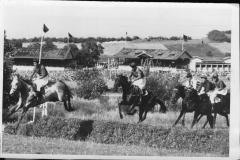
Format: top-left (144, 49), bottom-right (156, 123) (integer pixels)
top-left (4, 116), bottom-right (228, 154)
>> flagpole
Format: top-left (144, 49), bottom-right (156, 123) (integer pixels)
top-left (39, 35), bottom-right (44, 64)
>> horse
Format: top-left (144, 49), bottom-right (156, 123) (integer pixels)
top-left (170, 82), bottom-right (208, 127)
top-left (197, 92), bottom-right (230, 128)
top-left (6, 73), bottom-right (74, 131)
top-left (183, 89), bottom-right (216, 128)
top-left (113, 74), bottom-right (167, 123)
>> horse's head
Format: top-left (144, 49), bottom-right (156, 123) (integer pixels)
top-left (113, 74), bottom-right (129, 92)
top-left (10, 74), bottom-right (21, 96)
top-left (183, 88), bottom-right (198, 106)
top-left (170, 85), bottom-right (185, 104)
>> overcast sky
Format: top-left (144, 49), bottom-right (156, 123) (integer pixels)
top-left (3, 1), bottom-right (233, 39)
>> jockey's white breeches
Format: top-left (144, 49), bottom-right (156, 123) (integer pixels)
top-left (33, 75), bottom-right (49, 91)
top-left (133, 77), bottom-right (146, 90)
top-left (207, 87), bottom-right (228, 104)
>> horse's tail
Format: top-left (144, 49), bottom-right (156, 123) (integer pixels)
top-left (59, 80), bottom-right (73, 99)
top-left (155, 98), bottom-right (167, 113)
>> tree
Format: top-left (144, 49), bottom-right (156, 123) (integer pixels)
top-left (126, 36), bottom-right (132, 41)
top-left (132, 36), bottom-right (140, 40)
top-left (75, 41), bottom-right (104, 68)
top-left (207, 30), bottom-right (231, 42)
top-left (3, 31), bottom-right (17, 110)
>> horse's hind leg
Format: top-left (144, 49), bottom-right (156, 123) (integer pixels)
top-left (138, 107), bottom-right (144, 123)
top-left (118, 101), bottom-right (124, 119)
top-left (224, 114), bottom-right (229, 127)
top-left (207, 114), bottom-right (214, 129)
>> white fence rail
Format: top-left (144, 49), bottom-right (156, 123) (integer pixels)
top-left (13, 65), bottom-right (65, 71)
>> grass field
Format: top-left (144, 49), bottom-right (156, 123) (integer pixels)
top-left (2, 95), bottom-right (229, 156)
top-left (2, 75), bottom-right (230, 156)
top-left (2, 133), bottom-right (225, 157)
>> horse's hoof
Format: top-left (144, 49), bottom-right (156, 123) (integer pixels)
top-left (202, 127), bottom-right (205, 129)
top-left (120, 115), bottom-right (123, 119)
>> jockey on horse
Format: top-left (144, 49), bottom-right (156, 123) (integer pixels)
top-left (184, 72), bottom-right (199, 90)
top-left (210, 73), bottom-right (228, 113)
top-left (128, 62), bottom-right (147, 105)
top-left (30, 59), bottom-right (49, 101)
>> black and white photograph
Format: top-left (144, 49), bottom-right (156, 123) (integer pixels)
top-left (0, 1), bottom-right (239, 159)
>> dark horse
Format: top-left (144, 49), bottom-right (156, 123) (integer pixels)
top-left (113, 74), bottom-right (167, 123)
top-left (6, 73), bottom-right (74, 131)
top-left (183, 88), bottom-right (230, 129)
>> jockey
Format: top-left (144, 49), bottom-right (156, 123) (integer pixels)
top-left (197, 74), bottom-right (215, 95)
top-left (211, 73), bottom-right (228, 112)
top-left (128, 62), bottom-right (146, 105)
top-left (185, 72), bottom-right (198, 90)
top-left (30, 59), bottom-right (49, 99)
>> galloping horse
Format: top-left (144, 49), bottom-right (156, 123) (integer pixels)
top-left (6, 73), bottom-right (74, 131)
top-left (183, 89), bottom-right (215, 128)
top-left (113, 74), bottom-right (167, 123)
top-left (194, 92), bottom-right (230, 129)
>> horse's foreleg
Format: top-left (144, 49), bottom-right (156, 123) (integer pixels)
top-left (4, 102), bottom-right (22, 122)
top-left (127, 104), bottom-right (135, 115)
top-left (196, 114), bottom-right (204, 123)
top-left (15, 107), bottom-right (29, 132)
top-left (190, 112), bottom-right (200, 128)
top-left (182, 112), bottom-right (187, 127)
top-left (172, 111), bottom-right (184, 127)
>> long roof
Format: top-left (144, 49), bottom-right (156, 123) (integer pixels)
top-left (164, 43), bottom-right (227, 62)
top-left (12, 48), bottom-right (73, 60)
top-left (114, 48), bottom-right (192, 60)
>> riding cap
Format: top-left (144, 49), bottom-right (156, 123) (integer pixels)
top-left (186, 72), bottom-right (192, 78)
top-left (201, 74), bottom-right (207, 79)
top-left (212, 73), bottom-right (218, 78)
top-left (130, 62), bottom-right (137, 68)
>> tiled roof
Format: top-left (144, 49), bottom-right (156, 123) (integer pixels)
top-left (114, 48), bottom-right (192, 60)
top-left (164, 44), bottom-right (226, 61)
top-left (12, 48), bottom-right (73, 60)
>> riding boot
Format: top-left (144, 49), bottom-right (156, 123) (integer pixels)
top-left (222, 97), bottom-right (227, 113)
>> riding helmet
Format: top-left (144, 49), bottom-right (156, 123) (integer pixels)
top-left (201, 74), bottom-right (207, 79)
top-left (186, 72), bottom-right (192, 78)
top-left (212, 73), bottom-right (218, 78)
top-left (130, 62), bottom-right (137, 68)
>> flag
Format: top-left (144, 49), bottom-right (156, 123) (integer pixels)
top-left (68, 33), bottom-right (73, 38)
top-left (183, 34), bottom-right (188, 42)
top-left (126, 32), bottom-right (127, 35)
top-left (43, 24), bottom-right (49, 33)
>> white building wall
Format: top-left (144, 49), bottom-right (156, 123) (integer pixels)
top-left (224, 58), bottom-right (231, 63)
top-left (189, 58), bottom-right (202, 71)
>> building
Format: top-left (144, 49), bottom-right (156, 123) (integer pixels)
top-left (165, 43), bottom-right (231, 72)
top-left (114, 48), bottom-right (192, 69)
top-left (12, 47), bottom-right (74, 68)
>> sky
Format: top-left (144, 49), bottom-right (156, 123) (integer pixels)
top-left (2, 1), bottom-right (233, 39)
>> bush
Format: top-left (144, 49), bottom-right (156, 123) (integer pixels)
top-left (4, 117), bottom-right (228, 154)
top-left (74, 68), bottom-right (107, 100)
top-left (146, 72), bottom-right (180, 101)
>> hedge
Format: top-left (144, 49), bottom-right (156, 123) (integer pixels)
top-left (4, 116), bottom-right (228, 154)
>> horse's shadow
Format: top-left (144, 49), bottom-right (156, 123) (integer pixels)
top-left (74, 120), bottom-right (94, 141)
